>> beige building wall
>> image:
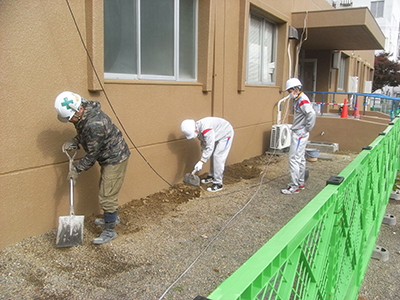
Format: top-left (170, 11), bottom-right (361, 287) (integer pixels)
top-left (0, 0), bottom-right (381, 249)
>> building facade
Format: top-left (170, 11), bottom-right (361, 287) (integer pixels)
top-left (0, 0), bottom-right (384, 249)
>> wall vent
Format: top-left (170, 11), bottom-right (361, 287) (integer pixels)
top-left (288, 26), bottom-right (298, 40)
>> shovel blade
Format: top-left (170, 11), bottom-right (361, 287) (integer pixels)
top-left (183, 173), bottom-right (200, 186)
top-left (56, 215), bottom-right (85, 248)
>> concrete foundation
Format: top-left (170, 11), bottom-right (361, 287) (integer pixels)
top-left (306, 141), bottom-right (339, 153)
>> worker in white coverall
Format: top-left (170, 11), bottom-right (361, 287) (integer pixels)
top-left (281, 78), bottom-right (316, 195)
top-left (181, 117), bottom-right (234, 192)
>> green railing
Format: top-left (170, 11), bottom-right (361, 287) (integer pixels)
top-left (208, 117), bottom-right (400, 300)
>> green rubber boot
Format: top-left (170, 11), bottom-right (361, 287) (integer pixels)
top-left (92, 222), bottom-right (117, 245)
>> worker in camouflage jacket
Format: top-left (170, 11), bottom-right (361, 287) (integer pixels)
top-left (54, 91), bottom-right (130, 245)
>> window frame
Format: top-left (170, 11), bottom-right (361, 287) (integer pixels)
top-left (338, 53), bottom-right (349, 90)
top-left (245, 11), bottom-right (278, 85)
top-left (103, 0), bottom-right (198, 82)
top-left (370, 0), bottom-right (384, 18)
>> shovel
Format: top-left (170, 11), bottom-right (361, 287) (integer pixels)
top-left (56, 147), bottom-right (85, 248)
top-left (183, 170), bottom-right (200, 186)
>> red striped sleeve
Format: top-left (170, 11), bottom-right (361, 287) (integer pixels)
top-left (202, 128), bottom-right (212, 135)
top-left (299, 100), bottom-right (310, 107)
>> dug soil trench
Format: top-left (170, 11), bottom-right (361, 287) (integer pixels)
top-left (1, 152), bottom-right (362, 300)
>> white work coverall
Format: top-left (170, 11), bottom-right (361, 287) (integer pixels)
top-left (288, 92), bottom-right (316, 188)
top-left (196, 117), bottom-right (234, 185)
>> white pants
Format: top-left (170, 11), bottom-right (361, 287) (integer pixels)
top-left (209, 132), bottom-right (234, 185)
top-left (288, 131), bottom-right (309, 188)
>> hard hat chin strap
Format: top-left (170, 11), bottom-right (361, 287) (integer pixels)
top-left (71, 106), bottom-right (82, 121)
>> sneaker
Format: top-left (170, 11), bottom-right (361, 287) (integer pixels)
top-left (281, 186), bottom-right (299, 195)
top-left (207, 184), bottom-right (223, 192)
top-left (299, 184), bottom-right (305, 190)
top-left (201, 176), bottom-right (214, 184)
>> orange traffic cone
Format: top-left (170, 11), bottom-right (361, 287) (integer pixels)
top-left (341, 98), bottom-right (348, 118)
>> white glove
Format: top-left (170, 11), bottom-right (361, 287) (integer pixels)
top-left (194, 161), bottom-right (204, 172)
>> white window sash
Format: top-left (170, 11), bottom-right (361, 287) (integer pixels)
top-left (246, 12), bottom-right (277, 85)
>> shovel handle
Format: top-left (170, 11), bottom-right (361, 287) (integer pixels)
top-left (191, 170), bottom-right (197, 175)
top-left (63, 148), bottom-right (77, 172)
top-left (69, 178), bottom-right (75, 216)
top-left (63, 148), bottom-right (77, 215)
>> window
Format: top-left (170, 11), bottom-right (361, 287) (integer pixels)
top-left (338, 54), bottom-right (348, 90)
top-left (397, 23), bottom-right (400, 60)
top-left (340, 0), bottom-right (353, 7)
top-left (246, 12), bottom-right (277, 85)
top-left (104, 0), bottom-right (197, 81)
top-left (371, 1), bottom-right (384, 18)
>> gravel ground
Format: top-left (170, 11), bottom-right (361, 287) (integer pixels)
top-left (0, 151), bottom-right (396, 300)
top-left (358, 196), bottom-right (400, 300)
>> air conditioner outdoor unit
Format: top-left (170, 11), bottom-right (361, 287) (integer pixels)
top-left (270, 124), bottom-right (292, 150)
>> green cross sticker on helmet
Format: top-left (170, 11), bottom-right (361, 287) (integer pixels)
top-left (54, 91), bottom-right (82, 123)
top-left (61, 97), bottom-right (74, 110)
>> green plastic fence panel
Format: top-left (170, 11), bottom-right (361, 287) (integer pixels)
top-left (208, 117), bottom-right (400, 300)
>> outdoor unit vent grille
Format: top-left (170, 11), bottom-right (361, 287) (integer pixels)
top-left (270, 124), bottom-right (291, 150)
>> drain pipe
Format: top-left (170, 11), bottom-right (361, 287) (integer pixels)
top-left (277, 95), bottom-right (290, 125)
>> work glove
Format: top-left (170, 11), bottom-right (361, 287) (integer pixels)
top-left (194, 160), bottom-right (204, 172)
top-left (68, 166), bottom-right (80, 185)
top-left (62, 138), bottom-right (79, 152)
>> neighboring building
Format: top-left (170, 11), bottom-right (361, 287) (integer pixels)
top-left (335, 0), bottom-right (400, 61)
top-left (334, 0), bottom-right (400, 96)
top-left (0, 0), bottom-right (384, 250)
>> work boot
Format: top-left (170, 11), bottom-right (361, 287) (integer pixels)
top-left (94, 216), bottom-right (120, 226)
top-left (93, 221), bottom-right (117, 245)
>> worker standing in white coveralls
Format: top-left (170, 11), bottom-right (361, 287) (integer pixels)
top-left (281, 78), bottom-right (316, 195)
top-left (181, 117), bottom-right (234, 192)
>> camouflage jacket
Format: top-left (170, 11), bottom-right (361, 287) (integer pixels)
top-left (73, 99), bottom-right (130, 172)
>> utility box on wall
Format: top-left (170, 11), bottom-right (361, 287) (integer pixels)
top-left (348, 76), bottom-right (358, 93)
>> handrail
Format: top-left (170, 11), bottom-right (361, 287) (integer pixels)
top-left (207, 116), bottom-right (400, 300)
top-left (303, 91), bottom-right (400, 118)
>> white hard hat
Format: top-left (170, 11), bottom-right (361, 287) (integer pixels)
top-left (285, 78), bottom-right (302, 91)
top-left (181, 119), bottom-right (197, 139)
top-left (54, 91), bottom-right (82, 123)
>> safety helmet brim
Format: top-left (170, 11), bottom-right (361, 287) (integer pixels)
top-left (185, 131), bottom-right (198, 139)
top-left (57, 114), bottom-right (70, 123)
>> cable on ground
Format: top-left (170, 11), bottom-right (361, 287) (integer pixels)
top-left (158, 150), bottom-right (281, 299)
